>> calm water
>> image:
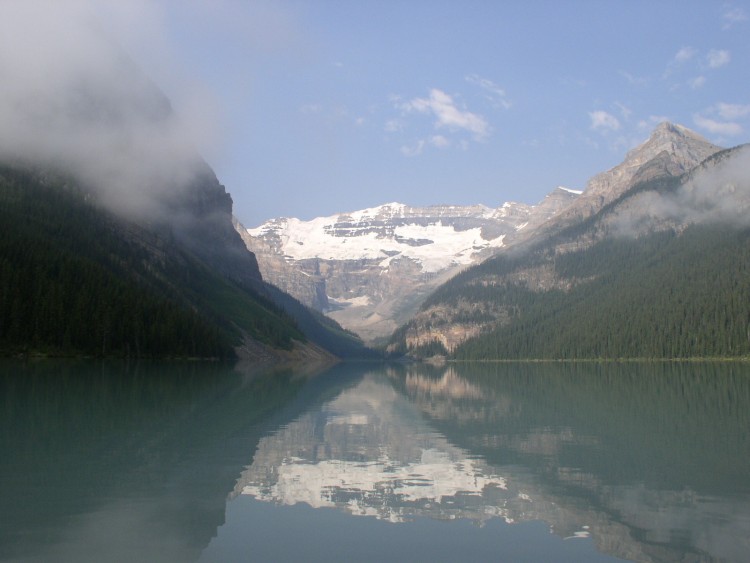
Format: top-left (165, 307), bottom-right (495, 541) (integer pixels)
top-left (1, 360), bottom-right (749, 562)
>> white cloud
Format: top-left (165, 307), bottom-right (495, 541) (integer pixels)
top-left (674, 46), bottom-right (697, 63)
top-left (689, 76), bottom-right (706, 89)
top-left (401, 88), bottom-right (490, 140)
top-left (384, 119), bottom-right (403, 132)
top-left (706, 49), bottom-right (731, 68)
top-left (589, 110), bottom-right (621, 132)
top-left (400, 140), bottom-right (425, 157)
top-left (693, 114), bottom-right (743, 136)
top-left (614, 102), bottom-right (632, 120)
top-left (715, 102), bottom-right (750, 120)
top-left (619, 70), bottom-right (648, 86)
top-left (429, 135), bottom-right (450, 148)
top-left (465, 74), bottom-right (511, 109)
top-left (723, 7), bottom-right (748, 28)
top-left (663, 46), bottom-right (695, 78)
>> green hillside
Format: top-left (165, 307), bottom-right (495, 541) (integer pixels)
top-left (0, 164), bottom-right (307, 358)
top-left (453, 225), bottom-right (750, 360)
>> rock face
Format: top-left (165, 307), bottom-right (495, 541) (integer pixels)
top-left (392, 122), bottom-right (728, 357)
top-left (238, 192), bottom-right (578, 343)
top-left (524, 122), bottom-right (722, 241)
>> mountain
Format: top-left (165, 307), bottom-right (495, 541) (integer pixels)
top-left (523, 122), bottom-right (723, 240)
top-left (387, 123), bottom-right (750, 360)
top-left (0, 32), bottom-right (371, 360)
top-left (238, 190), bottom-right (579, 344)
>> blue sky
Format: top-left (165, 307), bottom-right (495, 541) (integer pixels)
top-left (85, 1), bottom-right (750, 225)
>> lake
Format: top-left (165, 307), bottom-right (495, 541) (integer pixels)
top-left (1, 360), bottom-right (748, 562)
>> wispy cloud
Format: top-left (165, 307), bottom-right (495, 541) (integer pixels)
top-left (693, 114), bottom-right (743, 136)
top-left (674, 46), bottom-right (697, 63)
top-left (665, 46), bottom-right (730, 89)
top-left (384, 119), bottom-right (403, 133)
top-left (691, 101), bottom-right (750, 139)
top-left (689, 76), bottom-right (706, 89)
top-left (715, 102), bottom-right (750, 120)
top-left (429, 135), bottom-right (450, 148)
top-left (663, 46), bottom-right (696, 81)
top-left (614, 102), bottom-right (632, 120)
top-left (705, 49), bottom-right (731, 68)
top-left (722, 6), bottom-right (748, 28)
top-left (400, 88), bottom-right (490, 140)
top-left (612, 147), bottom-right (750, 236)
top-left (400, 140), bottom-right (425, 157)
top-left (589, 110), bottom-right (621, 132)
top-left (619, 70), bottom-right (649, 86)
top-left (465, 74), bottom-right (511, 109)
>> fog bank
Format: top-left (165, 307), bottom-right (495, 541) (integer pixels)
top-left (0, 0), bottom-right (215, 218)
top-left (611, 146), bottom-right (750, 236)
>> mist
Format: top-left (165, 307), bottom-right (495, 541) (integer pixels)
top-left (0, 0), bottom-right (217, 219)
top-left (610, 145), bottom-right (750, 236)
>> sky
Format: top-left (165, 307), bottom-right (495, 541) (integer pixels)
top-left (5, 1), bottom-right (750, 227)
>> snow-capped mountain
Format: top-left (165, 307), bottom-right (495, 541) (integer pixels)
top-left (390, 123), bottom-right (739, 358)
top-left (237, 189), bottom-right (578, 343)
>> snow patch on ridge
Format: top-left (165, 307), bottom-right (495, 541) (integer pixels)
top-left (557, 186), bottom-right (583, 195)
top-left (248, 215), bottom-right (506, 273)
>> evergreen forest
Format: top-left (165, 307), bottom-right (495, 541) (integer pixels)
top-left (0, 164), bottom-right (307, 358)
top-left (449, 225), bottom-right (750, 360)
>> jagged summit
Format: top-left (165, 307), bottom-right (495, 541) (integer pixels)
top-left (542, 122), bottom-right (723, 227)
top-left (650, 121), bottom-right (712, 143)
top-left (588, 122), bottom-right (721, 198)
top-left (622, 122), bottom-right (719, 172)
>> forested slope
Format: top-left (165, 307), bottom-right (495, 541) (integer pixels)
top-left (0, 165), bottom-right (304, 358)
top-left (453, 225), bottom-right (750, 359)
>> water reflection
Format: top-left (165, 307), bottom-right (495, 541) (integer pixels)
top-left (2, 360), bottom-right (749, 562)
top-left (0, 359), bottom-right (331, 563)
top-left (234, 362), bottom-right (750, 563)
top-left (234, 373), bottom-right (517, 525)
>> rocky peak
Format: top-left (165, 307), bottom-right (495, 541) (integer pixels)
top-left (586, 122), bottom-right (722, 202)
top-left (536, 123), bottom-right (723, 230)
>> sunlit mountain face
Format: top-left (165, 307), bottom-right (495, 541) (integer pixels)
top-left (231, 364), bottom-right (750, 563)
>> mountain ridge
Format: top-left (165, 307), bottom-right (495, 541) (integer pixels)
top-left (515, 121), bottom-right (723, 246)
top-left (387, 123), bottom-right (750, 360)
top-left (238, 188), bottom-right (579, 343)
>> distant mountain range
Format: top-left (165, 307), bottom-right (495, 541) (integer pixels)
top-left (240, 122), bottom-right (750, 359)
top-left (4, 23), bottom-right (747, 363)
top-left (238, 188), bottom-right (579, 343)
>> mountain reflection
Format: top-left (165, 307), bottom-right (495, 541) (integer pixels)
top-left (235, 362), bottom-right (750, 563)
top-left (234, 374), bottom-right (520, 525)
